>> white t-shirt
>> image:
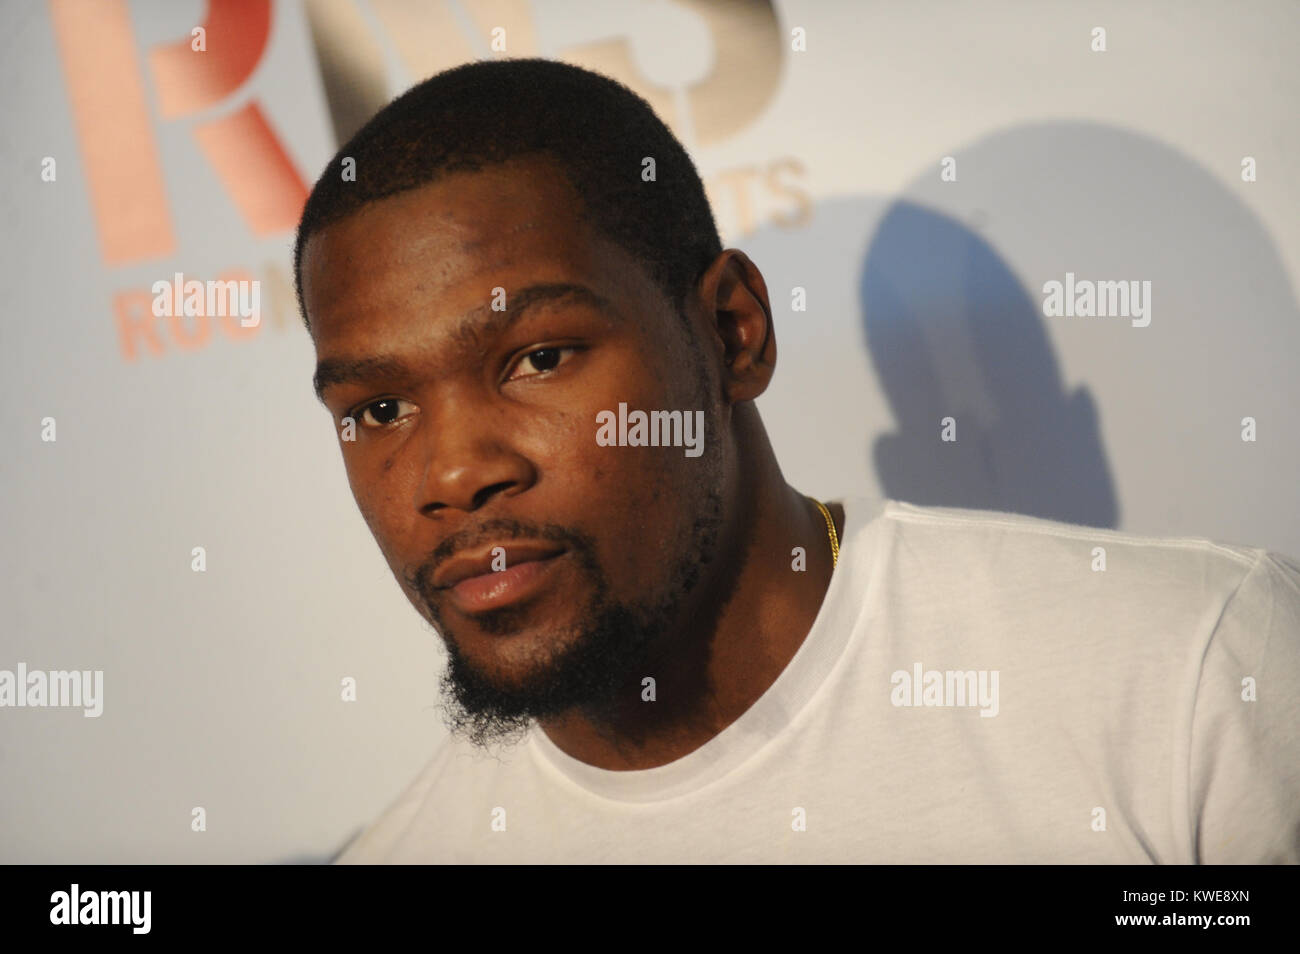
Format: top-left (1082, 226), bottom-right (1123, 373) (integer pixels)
top-left (335, 496), bottom-right (1300, 863)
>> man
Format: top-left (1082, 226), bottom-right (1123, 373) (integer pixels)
top-left (296, 58), bottom-right (1299, 863)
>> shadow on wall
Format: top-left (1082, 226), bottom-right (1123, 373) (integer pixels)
top-left (862, 198), bottom-right (1118, 528)
top-left (748, 120), bottom-right (1298, 533)
top-left (274, 827), bottom-right (359, 864)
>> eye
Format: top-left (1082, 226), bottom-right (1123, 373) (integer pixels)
top-left (349, 397), bottom-right (416, 429)
top-left (507, 346), bottom-right (580, 381)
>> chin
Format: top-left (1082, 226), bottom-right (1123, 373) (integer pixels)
top-left (453, 619), bottom-right (578, 677)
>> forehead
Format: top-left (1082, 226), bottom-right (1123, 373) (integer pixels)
top-left (302, 158), bottom-right (652, 346)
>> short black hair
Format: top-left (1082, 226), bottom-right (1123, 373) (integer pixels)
top-left (293, 57), bottom-right (723, 333)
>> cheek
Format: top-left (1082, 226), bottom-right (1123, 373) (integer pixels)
top-left (350, 479), bottom-right (425, 590)
top-left (351, 488), bottom-right (389, 546)
top-left (586, 449), bottom-right (702, 573)
top-left (519, 404), bottom-right (686, 561)
top-left (345, 453), bottom-right (405, 539)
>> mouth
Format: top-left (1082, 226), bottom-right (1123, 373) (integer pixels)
top-left (444, 550), bottom-right (567, 614)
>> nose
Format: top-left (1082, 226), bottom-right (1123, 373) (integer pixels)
top-left (414, 392), bottom-right (536, 515)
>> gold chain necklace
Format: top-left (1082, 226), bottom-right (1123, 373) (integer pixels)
top-left (810, 497), bottom-right (840, 568)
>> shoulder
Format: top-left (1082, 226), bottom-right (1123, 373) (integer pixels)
top-left (845, 498), bottom-right (1287, 663)
top-left (875, 498), bottom-right (1262, 587)
top-left (1187, 549), bottom-right (1300, 861)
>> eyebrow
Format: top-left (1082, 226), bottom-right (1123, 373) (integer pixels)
top-left (312, 283), bottom-right (613, 404)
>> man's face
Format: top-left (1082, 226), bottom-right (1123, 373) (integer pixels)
top-left (302, 157), bottom-right (726, 747)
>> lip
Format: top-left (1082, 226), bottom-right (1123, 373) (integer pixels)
top-left (444, 549), bottom-right (566, 613)
top-left (433, 541), bottom-right (567, 589)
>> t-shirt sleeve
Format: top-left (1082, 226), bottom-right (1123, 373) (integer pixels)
top-left (1189, 551), bottom-right (1300, 863)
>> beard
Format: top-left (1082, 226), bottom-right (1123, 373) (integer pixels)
top-left (410, 486), bottom-right (725, 751)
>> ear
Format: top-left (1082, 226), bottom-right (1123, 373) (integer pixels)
top-left (695, 249), bottom-right (777, 404)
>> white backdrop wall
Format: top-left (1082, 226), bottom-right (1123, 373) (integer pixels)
top-left (2, 0), bottom-right (1296, 862)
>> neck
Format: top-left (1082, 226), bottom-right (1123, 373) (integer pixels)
top-left (537, 408), bottom-right (842, 770)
